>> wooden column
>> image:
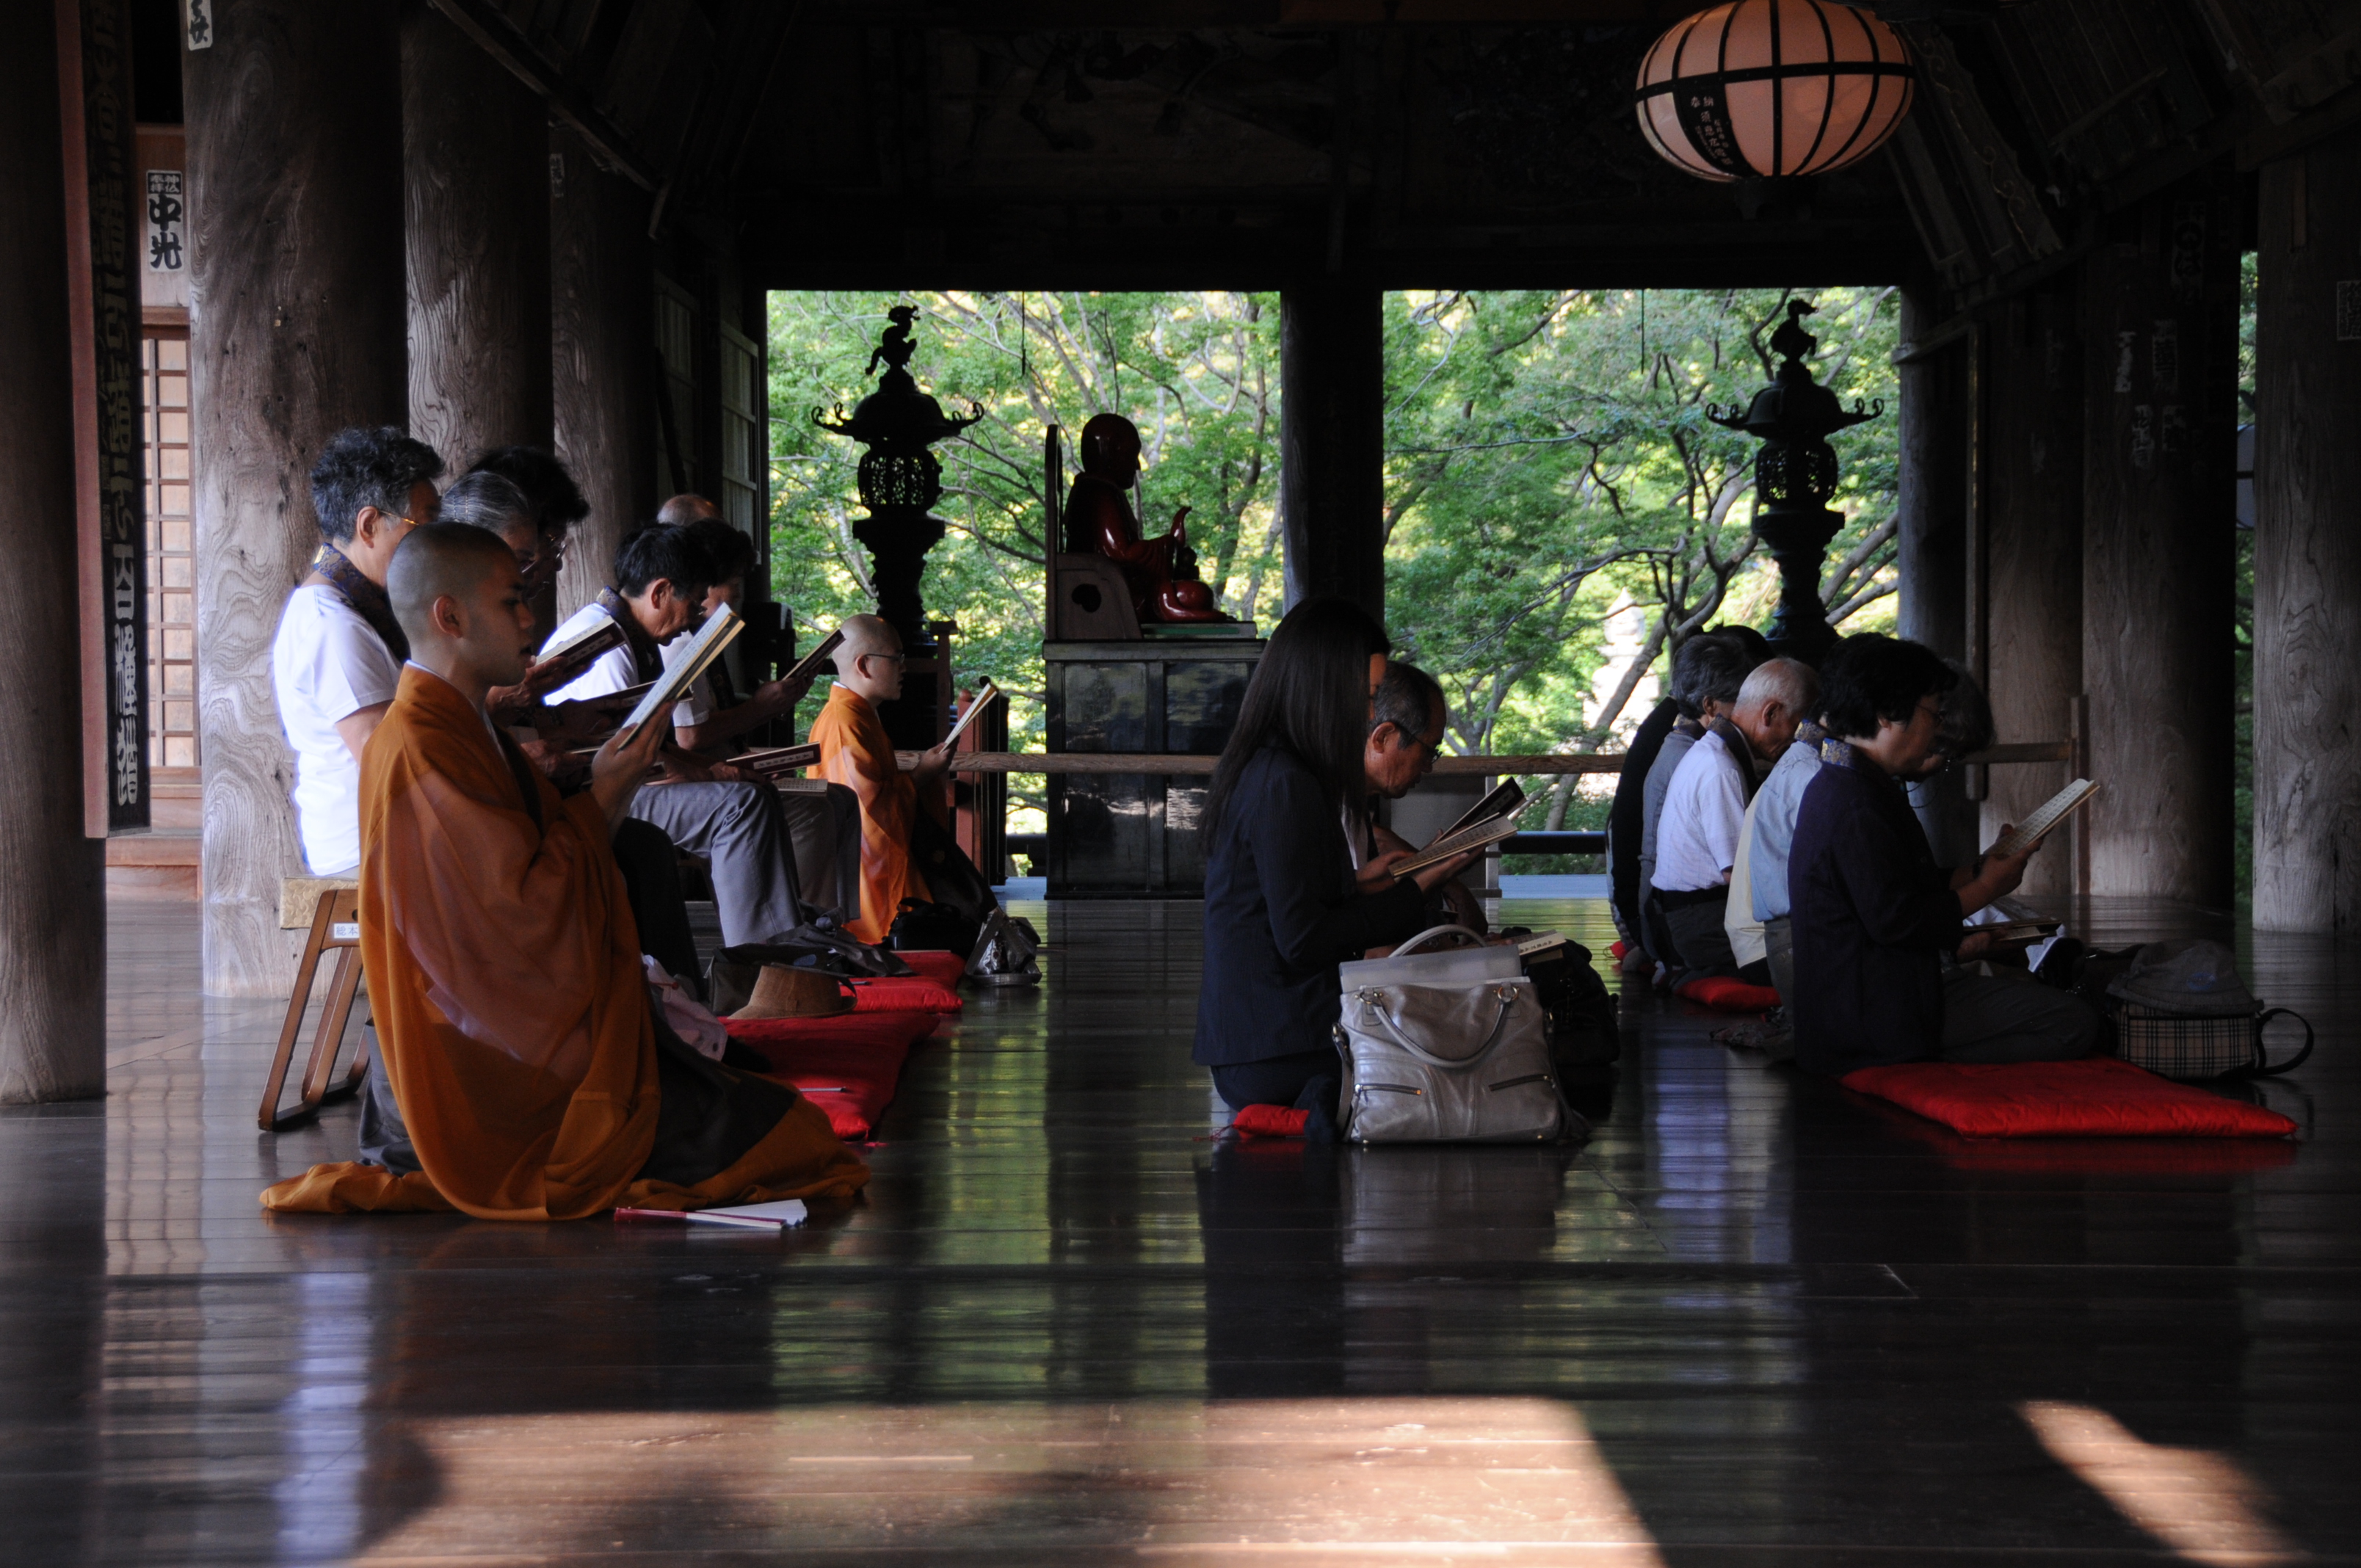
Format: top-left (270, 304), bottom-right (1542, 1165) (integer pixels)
top-left (402, 0), bottom-right (552, 468)
top-left (1893, 286), bottom-right (1976, 865)
top-left (550, 124), bottom-right (655, 617)
top-left (2081, 166), bottom-right (2239, 907)
top-left (2253, 123), bottom-right (2361, 930)
top-left (1280, 275), bottom-right (1385, 623)
top-left (0, 2), bottom-right (105, 1101)
top-left (188, 0), bottom-right (407, 995)
top-left (1979, 282), bottom-right (2084, 898)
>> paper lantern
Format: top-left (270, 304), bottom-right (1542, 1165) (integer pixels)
top-left (1634, 0), bottom-right (1915, 182)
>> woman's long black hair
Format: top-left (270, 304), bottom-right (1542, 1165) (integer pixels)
top-left (1205, 596), bottom-right (1391, 837)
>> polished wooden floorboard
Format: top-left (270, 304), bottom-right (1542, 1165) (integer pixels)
top-left (2, 893), bottom-right (2354, 1565)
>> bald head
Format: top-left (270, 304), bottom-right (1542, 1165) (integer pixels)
top-left (388, 523), bottom-right (536, 695)
top-left (833, 614), bottom-right (905, 703)
top-left (1732, 656), bottom-right (1818, 761)
top-left (657, 493), bottom-right (722, 527)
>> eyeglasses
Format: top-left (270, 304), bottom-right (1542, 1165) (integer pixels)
top-left (860, 651), bottom-right (908, 667)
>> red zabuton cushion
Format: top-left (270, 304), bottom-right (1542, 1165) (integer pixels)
top-left (723, 1009), bottom-right (941, 1139)
top-left (1231, 1104), bottom-right (1308, 1139)
top-left (1678, 976), bottom-right (1782, 1013)
top-left (1842, 1057), bottom-right (2299, 1139)
top-left (896, 951), bottom-right (968, 987)
top-left (847, 975), bottom-right (963, 1014)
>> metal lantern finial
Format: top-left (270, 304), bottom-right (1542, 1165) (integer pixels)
top-left (1635, 0), bottom-right (1916, 183)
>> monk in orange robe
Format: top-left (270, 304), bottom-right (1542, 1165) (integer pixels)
top-left (262, 523), bottom-right (867, 1219)
top-left (806, 614), bottom-right (954, 944)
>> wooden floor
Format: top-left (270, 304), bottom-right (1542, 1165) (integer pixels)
top-left (3, 893), bottom-right (2354, 1566)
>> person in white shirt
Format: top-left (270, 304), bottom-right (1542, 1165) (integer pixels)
top-left (545, 524), bottom-right (813, 949)
top-left (270, 426), bottom-right (444, 876)
top-left (1653, 657), bottom-right (1816, 980)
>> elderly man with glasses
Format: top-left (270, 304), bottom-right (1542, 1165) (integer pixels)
top-left (1785, 634), bottom-right (2101, 1077)
top-left (1346, 661), bottom-right (1486, 935)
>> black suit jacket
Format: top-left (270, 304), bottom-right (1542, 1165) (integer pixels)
top-left (1193, 747), bottom-right (1429, 1067)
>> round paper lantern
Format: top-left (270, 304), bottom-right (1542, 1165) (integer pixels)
top-left (1634, 0), bottom-right (1915, 183)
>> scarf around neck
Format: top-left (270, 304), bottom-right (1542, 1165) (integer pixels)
top-left (308, 542), bottom-right (407, 661)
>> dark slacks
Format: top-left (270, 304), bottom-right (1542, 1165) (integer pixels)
top-left (1940, 967), bottom-right (2103, 1062)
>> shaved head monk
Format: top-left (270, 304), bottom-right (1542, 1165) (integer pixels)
top-left (261, 523), bottom-right (867, 1220)
top-left (807, 614), bottom-right (955, 943)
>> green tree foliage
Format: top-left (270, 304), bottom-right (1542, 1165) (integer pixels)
top-left (768, 287), bottom-right (1903, 839)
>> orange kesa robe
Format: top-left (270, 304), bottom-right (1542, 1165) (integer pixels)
top-left (808, 681), bottom-right (932, 945)
top-left (262, 665), bottom-right (868, 1219)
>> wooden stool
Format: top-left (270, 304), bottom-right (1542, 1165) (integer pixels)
top-left (257, 877), bottom-right (369, 1132)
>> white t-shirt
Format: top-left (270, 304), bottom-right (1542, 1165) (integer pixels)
top-left (543, 600), bottom-right (713, 731)
top-left (271, 583), bottom-right (403, 876)
top-left (1655, 728), bottom-right (1747, 893)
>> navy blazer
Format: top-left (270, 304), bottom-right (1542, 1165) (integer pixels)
top-left (1193, 747), bottom-right (1429, 1067)
top-left (1787, 751), bottom-right (1965, 1075)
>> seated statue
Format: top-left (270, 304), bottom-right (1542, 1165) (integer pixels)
top-left (1064, 413), bottom-right (1231, 625)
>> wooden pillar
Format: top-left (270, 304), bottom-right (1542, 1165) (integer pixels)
top-left (550, 124), bottom-right (655, 617)
top-left (1280, 275), bottom-right (1385, 623)
top-left (188, 0), bottom-right (407, 995)
top-left (2253, 123), bottom-right (2361, 930)
top-left (402, 0), bottom-right (552, 468)
top-left (1894, 286), bottom-right (1976, 865)
top-left (2081, 165), bottom-right (2239, 907)
top-left (0, 1), bottom-right (106, 1101)
top-left (1979, 282), bottom-right (2085, 899)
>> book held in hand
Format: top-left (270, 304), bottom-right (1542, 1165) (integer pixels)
top-left (1437, 779), bottom-right (1526, 843)
top-left (1990, 778), bottom-right (2100, 858)
top-left (615, 604), bottom-right (741, 747)
top-left (525, 617), bottom-right (627, 693)
top-left (780, 629), bottom-right (845, 693)
top-left (736, 742), bottom-right (822, 777)
top-left (1390, 810), bottom-right (1524, 879)
top-left (941, 679), bottom-right (1004, 752)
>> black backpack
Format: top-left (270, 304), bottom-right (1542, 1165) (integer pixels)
top-left (1509, 932), bottom-right (1622, 1088)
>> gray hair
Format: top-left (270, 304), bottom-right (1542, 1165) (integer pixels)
top-left (436, 470), bottom-right (534, 540)
top-left (1670, 632), bottom-right (1759, 718)
top-left (1371, 660), bottom-right (1445, 741)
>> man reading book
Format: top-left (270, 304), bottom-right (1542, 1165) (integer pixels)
top-left (808, 615), bottom-right (957, 944)
top-left (1787, 634), bottom-right (2100, 1076)
top-left (545, 525), bottom-right (815, 948)
top-left (1352, 661), bottom-right (1486, 935)
top-left (261, 523), bottom-right (868, 1219)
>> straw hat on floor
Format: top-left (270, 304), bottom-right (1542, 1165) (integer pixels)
top-left (728, 964), bottom-right (853, 1020)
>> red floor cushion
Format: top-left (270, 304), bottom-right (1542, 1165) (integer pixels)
top-left (1842, 1057), bottom-right (2299, 1139)
top-left (1678, 976), bottom-right (1782, 1013)
top-left (723, 1009), bottom-right (941, 1139)
top-left (896, 951), bottom-right (968, 987)
top-left (847, 974), bottom-right (963, 1013)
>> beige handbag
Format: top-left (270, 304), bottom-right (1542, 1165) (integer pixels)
top-left (1334, 925), bottom-right (1581, 1144)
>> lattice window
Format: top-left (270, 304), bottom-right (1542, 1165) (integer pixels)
top-left (654, 277), bottom-right (698, 497)
top-left (719, 324), bottom-right (762, 531)
top-left (142, 330), bottom-right (197, 771)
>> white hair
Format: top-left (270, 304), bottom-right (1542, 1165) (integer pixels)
top-left (1736, 656), bottom-right (1818, 715)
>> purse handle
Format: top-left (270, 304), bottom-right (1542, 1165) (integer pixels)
top-left (1352, 987), bottom-right (1521, 1071)
top-left (1393, 923), bottom-right (1487, 957)
top-left (2251, 1008), bottom-right (2314, 1077)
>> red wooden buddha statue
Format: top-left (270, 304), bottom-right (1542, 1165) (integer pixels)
top-left (1062, 413), bottom-right (1230, 625)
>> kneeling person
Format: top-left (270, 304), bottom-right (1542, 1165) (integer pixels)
top-left (261, 524), bottom-right (866, 1218)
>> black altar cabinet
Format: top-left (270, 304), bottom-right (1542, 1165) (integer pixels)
top-left (1043, 635), bottom-right (1264, 897)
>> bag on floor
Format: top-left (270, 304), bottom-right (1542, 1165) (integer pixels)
top-left (1335, 925), bottom-right (1581, 1145)
top-left (1508, 930), bottom-right (1621, 1086)
top-left (887, 898), bottom-right (981, 960)
top-left (2102, 937), bottom-right (2313, 1081)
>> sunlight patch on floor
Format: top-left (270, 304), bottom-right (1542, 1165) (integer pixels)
top-left (2020, 1401), bottom-right (2304, 1566)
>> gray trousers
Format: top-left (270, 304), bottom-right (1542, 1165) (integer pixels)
top-left (630, 779), bottom-right (807, 948)
top-left (1941, 967), bottom-right (2103, 1063)
top-left (1662, 889), bottom-right (1738, 978)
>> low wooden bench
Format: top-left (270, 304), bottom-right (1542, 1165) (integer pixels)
top-left (256, 876), bottom-right (369, 1132)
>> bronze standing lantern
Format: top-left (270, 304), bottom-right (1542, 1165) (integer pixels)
top-left (814, 306), bottom-right (982, 746)
top-left (1711, 299), bottom-right (1882, 664)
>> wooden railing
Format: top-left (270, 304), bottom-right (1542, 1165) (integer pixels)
top-left (922, 743), bottom-right (2070, 776)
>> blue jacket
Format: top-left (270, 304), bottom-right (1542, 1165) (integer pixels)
top-left (1193, 747), bottom-right (1429, 1067)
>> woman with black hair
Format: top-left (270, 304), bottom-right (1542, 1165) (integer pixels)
top-left (1787, 634), bottom-right (2100, 1075)
top-left (1194, 598), bottom-right (1477, 1128)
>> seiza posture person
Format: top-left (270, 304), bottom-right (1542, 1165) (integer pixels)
top-left (1653, 657), bottom-right (1815, 979)
top-left (806, 614), bottom-right (954, 945)
top-left (260, 523), bottom-right (868, 1219)
top-left (1353, 661), bottom-right (1486, 937)
top-left (270, 426), bottom-right (444, 877)
top-left (1787, 634), bottom-right (2101, 1075)
top-left (1636, 632), bottom-right (1760, 973)
top-left (1193, 598), bottom-right (1476, 1130)
top-left (545, 524), bottom-right (814, 949)
top-left (435, 471), bottom-right (706, 990)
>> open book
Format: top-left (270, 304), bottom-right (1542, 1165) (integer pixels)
top-left (1390, 807), bottom-right (1525, 879)
top-left (941, 679), bottom-right (1004, 752)
top-left (526, 616), bottom-right (627, 694)
top-left (1990, 778), bottom-right (2100, 858)
top-left (735, 742), bottom-right (822, 777)
top-left (615, 604), bottom-right (741, 747)
top-left (780, 628), bottom-right (845, 692)
top-left (1435, 778), bottom-right (1526, 843)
